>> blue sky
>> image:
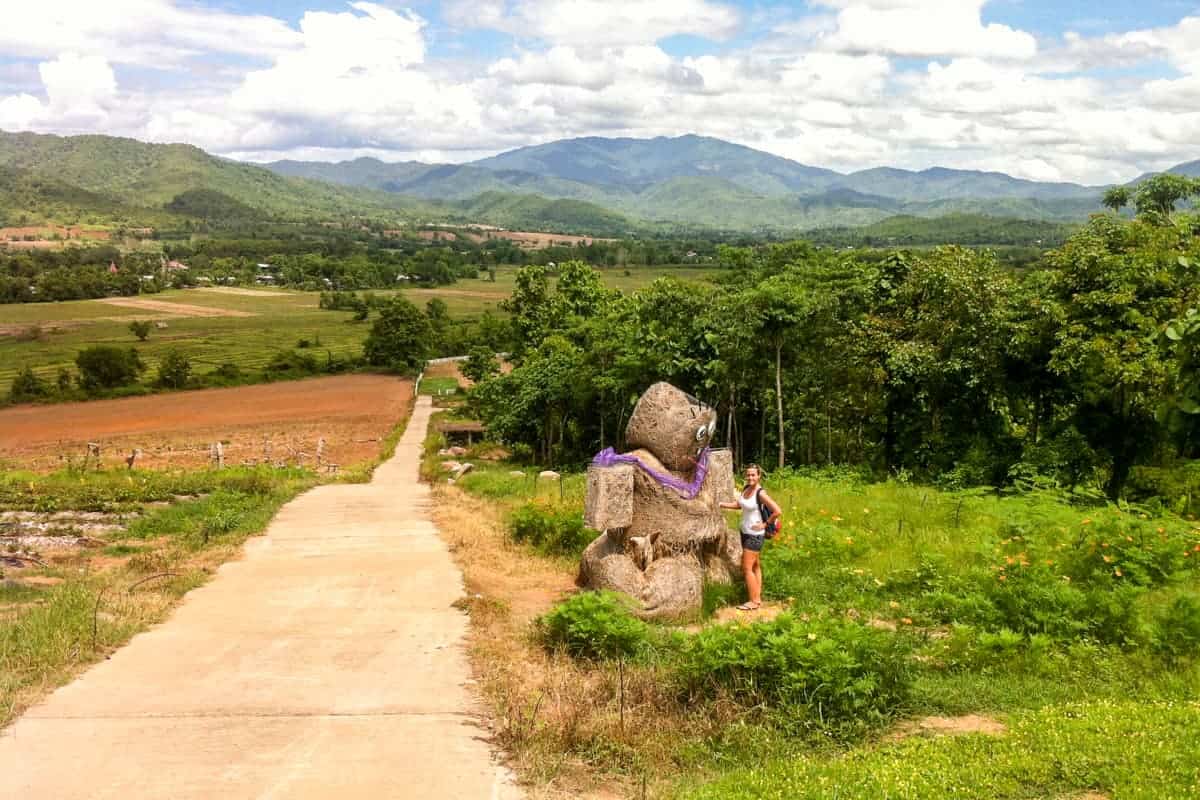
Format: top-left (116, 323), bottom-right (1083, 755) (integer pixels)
top-left (1, 1), bottom-right (1199, 182)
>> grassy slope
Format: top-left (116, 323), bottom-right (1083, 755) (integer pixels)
top-left (440, 452), bottom-right (1200, 799)
top-left (0, 130), bottom-right (441, 224)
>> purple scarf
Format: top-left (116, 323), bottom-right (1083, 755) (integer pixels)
top-left (592, 446), bottom-right (710, 499)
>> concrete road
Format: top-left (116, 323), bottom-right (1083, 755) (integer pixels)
top-left (0, 396), bottom-right (521, 799)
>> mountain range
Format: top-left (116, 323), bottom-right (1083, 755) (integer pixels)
top-left (266, 134), bottom-right (1123, 231)
top-left (0, 128), bottom-right (1196, 236)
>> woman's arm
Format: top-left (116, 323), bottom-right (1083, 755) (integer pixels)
top-left (718, 501), bottom-right (740, 510)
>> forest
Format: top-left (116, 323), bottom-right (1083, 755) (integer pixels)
top-left (470, 175), bottom-right (1200, 504)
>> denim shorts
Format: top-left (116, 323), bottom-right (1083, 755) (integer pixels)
top-left (740, 533), bottom-right (764, 552)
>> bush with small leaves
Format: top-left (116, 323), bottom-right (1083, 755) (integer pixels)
top-left (538, 590), bottom-right (653, 661)
top-left (128, 320), bottom-right (152, 341)
top-left (9, 366), bottom-right (49, 402)
top-left (156, 348), bottom-right (192, 389)
top-left (75, 345), bottom-right (145, 393)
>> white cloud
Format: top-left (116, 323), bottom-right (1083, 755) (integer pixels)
top-left (0, 94), bottom-right (44, 132)
top-left (3, 0), bottom-right (1200, 185)
top-left (450, 0), bottom-right (741, 45)
top-left (0, 0), bottom-right (301, 67)
top-left (813, 0), bottom-right (1036, 59)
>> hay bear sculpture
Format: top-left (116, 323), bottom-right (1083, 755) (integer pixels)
top-left (579, 382), bottom-right (741, 620)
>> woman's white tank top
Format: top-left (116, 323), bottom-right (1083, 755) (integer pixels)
top-left (738, 489), bottom-right (763, 536)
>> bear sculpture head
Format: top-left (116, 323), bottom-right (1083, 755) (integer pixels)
top-left (624, 382), bottom-right (717, 472)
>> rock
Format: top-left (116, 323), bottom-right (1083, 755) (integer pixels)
top-left (452, 462), bottom-right (474, 477)
top-left (538, 470), bottom-right (560, 480)
top-left (508, 470), bottom-right (525, 477)
top-left (447, 446), bottom-right (468, 456)
top-left (440, 461), bottom-right (461, 472)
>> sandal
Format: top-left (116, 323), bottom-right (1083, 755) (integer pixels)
top-left (737, 602), bottom-right (761, 611)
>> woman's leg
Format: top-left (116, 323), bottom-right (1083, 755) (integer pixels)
top-left (741, 549), bottom-right (761, 607)
top-left (751, 553), bottom-right (763, 604)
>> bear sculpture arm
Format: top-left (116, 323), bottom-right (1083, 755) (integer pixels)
top-left (584, 463), bottom-right (635, 531)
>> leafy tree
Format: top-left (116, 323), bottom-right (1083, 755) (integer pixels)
top-left (1045, 216), bottom-right (1197, 499)
top-left (748, 275), bottom-right (809, 469)
top-left (1135, 174), bottom-right (1200, 222)
top-left (501, 264), bottom-right (554, 354)
top-left (472, 335), bottom-right (590, 464)
top-left (1102, 186), bottom-right (1131, 214)
top-left (75, 346), bottom-right (145, 392)
top-left (461, 346), bottom-right (500, 384)
top-left (425, 297), bottom-right (450, 348)
top-left (363, 296), bottom-right (433, 374)
top-left (157, 348), bottom-right (192, 389)
top-left (9, 366), bottom-right (48, 402)
top-left (128, 320), bottom-right (152, 341)
top-left (855, 247), bottom-right (1012, 476)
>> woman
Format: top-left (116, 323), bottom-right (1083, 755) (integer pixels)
top-left (720, 464), bottom-right (781, 611)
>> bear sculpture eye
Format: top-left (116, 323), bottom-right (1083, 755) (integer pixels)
top-left (695, 425), bottom-right (708, 442)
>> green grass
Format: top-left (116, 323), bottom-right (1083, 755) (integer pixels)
top-left (679, 700), bottom-right (1200, 800)
top-left (439, 452), bottom-right (1200, 797)
top-left (0, 288), bottom-right (366, 387)
top-left (418, 376), bottom-right (461, 396)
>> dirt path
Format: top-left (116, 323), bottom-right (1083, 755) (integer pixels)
top-left (0, 396), bottom-right (522, 799)
top-left (95, 297), bottom-right (256, 317)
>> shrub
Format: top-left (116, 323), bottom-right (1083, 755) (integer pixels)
top-left (1061, 515), bottom-right (1192, 588)
top-left (156, 348), bottom-right (192, 389)
top-left (675, 614), bottom-right (912, 736)
top-left (538, 591), bottom-right (653, 660)
top-left (128, 320), bottom-right (152, 341)
top-left (75, 345), bottom-right (145, 392)
top-left (1152, 594), bottom-right (1200, 661)
top-left (509, 500), bottom-right (595, 556)
top-left (9, 366), bottom-right (48, 402)
top-left (264, 349), bottom-right (319, 376)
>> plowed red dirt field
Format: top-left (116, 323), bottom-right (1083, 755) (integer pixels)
top-left (0, 375), bottom-right (413, 471)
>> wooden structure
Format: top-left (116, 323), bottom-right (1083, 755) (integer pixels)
top-left (435, 420), bottom-right (486, 447)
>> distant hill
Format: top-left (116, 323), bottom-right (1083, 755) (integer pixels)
top-left (4, 128), bottom-right (1193, 237)
top-left (808, 213), bottom-right (1078, 248)
top-left (834, 166), bottom-right (1098, 202)
top-left (471, 134), bottom-right (841, 194)
top-left (0, 130), bottom-right (439, 226)
top-left (1168, 159), bottom-right (1200, 177)
top-left (267, 134), bottom-right (1122, 233)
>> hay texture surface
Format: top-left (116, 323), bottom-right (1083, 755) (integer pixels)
top-left (579, 383), bottom-right (740, 620)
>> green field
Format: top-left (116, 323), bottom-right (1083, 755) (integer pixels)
top-left (0, 289), bottom-right (366, 386)
top-left (0, 266), bottom-right (723, 388)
